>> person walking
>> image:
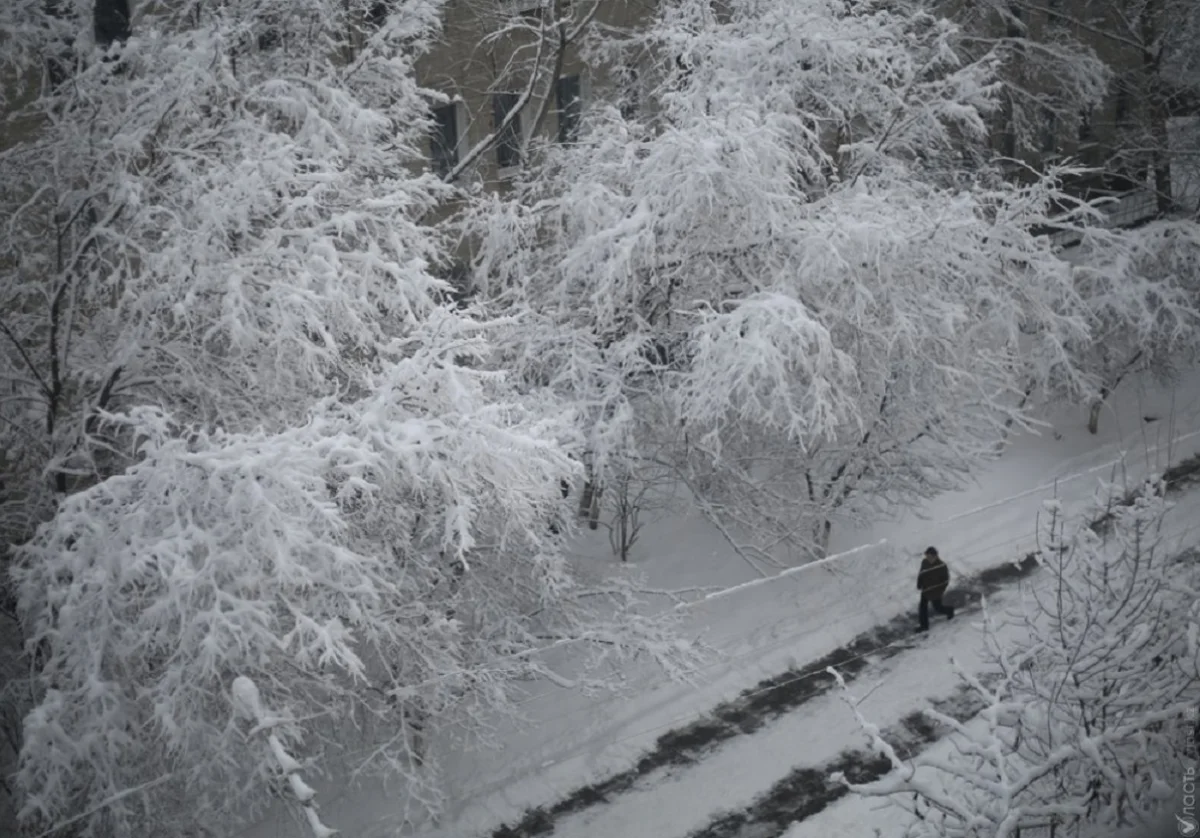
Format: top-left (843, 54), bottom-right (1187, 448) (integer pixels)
top-left (916, 546), bottom-right (955, 632)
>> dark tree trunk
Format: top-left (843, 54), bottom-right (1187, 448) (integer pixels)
top-left (1142, 0), bottom-right (1174, 216)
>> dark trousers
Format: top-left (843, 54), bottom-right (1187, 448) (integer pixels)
top-left (919, 593), bottom-right (953, 629)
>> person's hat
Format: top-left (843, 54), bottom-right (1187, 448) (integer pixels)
top-left (924, 546), bottom-right (938, 557)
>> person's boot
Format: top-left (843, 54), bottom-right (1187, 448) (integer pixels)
top-left (946, 607), bottom-right (955, 620)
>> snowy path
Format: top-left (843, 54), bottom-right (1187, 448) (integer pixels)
top-left (551, 496), bottom-right (1200, 838)
top-left (549, 602), bottom-right (1022, 838)
top-left (483, 550), bottom-right (1041, 838)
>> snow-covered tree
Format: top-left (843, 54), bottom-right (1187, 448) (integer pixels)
top-left (398, 0), bottom-right (637, 190)
top-left (832, 478), bottom-right (1200, 837)
top-left (1066, 220), bottom-right (1200, 434)
top-left (0, 2), bottom-right (697, 835)
top-left (949, 0), bottom-right (1110, 167)
top-left (463, 0), bottom-right (1121, 563)
top-left (999, 0), bottom-right (1200, 214)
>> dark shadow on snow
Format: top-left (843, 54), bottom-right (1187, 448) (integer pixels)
top-left (490, 453), bottom-right (1200, 838)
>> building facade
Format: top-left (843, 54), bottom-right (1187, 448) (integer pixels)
top-left (413, 0), bottom-right (1196, 214)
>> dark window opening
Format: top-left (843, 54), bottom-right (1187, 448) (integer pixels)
top-left (94, 0), bottom-right (131, 47)
top-left (45, 0), bottom-right (76, 88)
top-left (493, 92), bottom-right (522, 170)
top-left (1040, 108), bottom-right (1057, 153)
top-left (1115, 88), bottom-right (1131, 124)
top-left (367, 2), bottom-right (390, 28)
top-left (46, 41), bottom-right (76, 89)
top-left (556, 74), bottom-right (582, 143)
top-left (1001, 119), bottom-right (1017, 158)
top-left (258, 20), bottom-right (283, 50)
top-left (675, 54), bottom-right (694, 85)
top-left (1078, 108), bottom-right (1093, 142)
top-left (620, 67), bottom-right (640, 121)
top-left (1006, 3), bottom-right (1023, 37)
top-left (436, 262), bottom-right (473, 307)
top-left (430, 103), bottom-right (459, 178)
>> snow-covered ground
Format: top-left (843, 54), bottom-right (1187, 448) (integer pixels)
top-left (239, 371), bottom-right (1200, 838)
top-left (779, 723), bottom-right (989, 838)
top-left (540, 490), bottom-right (1200, 838)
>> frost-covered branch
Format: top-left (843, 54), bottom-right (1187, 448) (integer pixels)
top-left (232, 676), bottom-right (337, 838)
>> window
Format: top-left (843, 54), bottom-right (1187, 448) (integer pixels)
top-left (1077, 108), bottom-right (1093, 143)
top-left (1115, 88), bottom-right (1131, 124)
top-left (497, 0), bottom-right (546, 22)
top-left (620, 69), bottom-right (640, 120)
top-left (367, 1), bottom-right (390, 28)
top-left (1006, 2), bottom-right (1023, 37)
top-left (555, 74), bottom-right (582, 143)
top-left (1040, 108), bottom-right (1057, 153)
top-left (429, 103), bottom-right (459, 178)
top-left (1001, 118), bottom-right (1017, 158)
top-left (440, 262), bottom-right (473, 307)
top-left (675, 54), bottom-right (694, 85)
top-left (257, 25), bottom-right (282, 50)
top-left (94, 0), bottom-right (131, 47)
top-left (996, 100), bottom-right (1018, 158)
top-left (493, 92), bottom-right (522, 170)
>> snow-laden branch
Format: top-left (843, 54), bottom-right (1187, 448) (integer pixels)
top-left (232, 676), bottom-right (336, 838)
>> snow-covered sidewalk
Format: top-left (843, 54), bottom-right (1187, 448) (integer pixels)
top-left (551, 495), bottom-right (1200, 838)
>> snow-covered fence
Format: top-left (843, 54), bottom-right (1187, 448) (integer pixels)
top-left (1014, 819), bottom-right (1064, 838)
top-left (1046, 188), bottom-right (1160, 249)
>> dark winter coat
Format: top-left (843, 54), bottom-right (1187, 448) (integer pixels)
top-left (917, 555), bottom-right (950, 600)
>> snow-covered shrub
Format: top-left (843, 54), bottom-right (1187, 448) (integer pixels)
top-left (833, 478), bottom-right (1200, 838)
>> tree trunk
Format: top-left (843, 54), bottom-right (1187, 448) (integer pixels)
top-left (1087, 395), bottom-right (1106, 435)
top-left (814, 518), bottom-right (832, 557)
top-left (578, 460), bottom-right (602, 530)
top-left (1142, 0), bottom-right (1174, 216)
top-left (1150, 99), bottom-right (1174, 216)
